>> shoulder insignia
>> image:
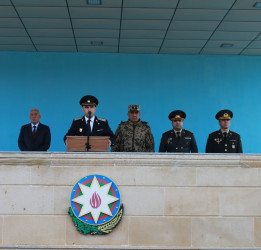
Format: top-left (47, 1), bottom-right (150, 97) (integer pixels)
top-left (97, 117), bottom-right (107, 122)
top-left (229, 131), bottom-right (240, 136)
top-left (164, 130), bottom-right (173, 135)
top-left (184, 129), bottom-right (193, 135)
top-left (141, 121), bottom-right (150, 128)
top-left (74, 117), bottom-right (82, 121)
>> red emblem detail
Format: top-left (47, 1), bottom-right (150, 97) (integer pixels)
top-left (90, 192), bottom-right (101, 209)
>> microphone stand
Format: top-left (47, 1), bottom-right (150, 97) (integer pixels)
top-left (86, 111), bottom-right (92, 151)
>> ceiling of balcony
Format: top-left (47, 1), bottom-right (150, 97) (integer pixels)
top-left (1, 0), bottom-right (261, 55)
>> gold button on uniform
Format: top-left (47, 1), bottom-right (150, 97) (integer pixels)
top-left (225, 144), bottom-right (227, 146)
top-left (176, 147), bottom-right (178, 149)
top-left (225, 149), bottom-right (227, 152)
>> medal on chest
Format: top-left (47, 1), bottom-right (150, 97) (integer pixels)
top-left (167, 138), bottom-right (172, 144)
top-left (214, 138), bottom-right (222, 144)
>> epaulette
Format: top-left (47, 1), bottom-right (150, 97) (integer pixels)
top-left (74, 117), bottom-right (82, 121)
top-left (164, 129), bottom-right (173, 135)
top-left (120, 121), bottom-right (126, 125)
top-left (141, 121), bottom-right (148, 125)
top-left (97, 117), bottom-right (107, 122)
top-left (183, 129), bottom-right (193, 134)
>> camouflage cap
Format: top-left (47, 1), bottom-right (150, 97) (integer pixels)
top-left (128, 104), bottom-right (140, 112)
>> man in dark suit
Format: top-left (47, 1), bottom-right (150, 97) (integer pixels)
top-left (159, 110), bottom-right (198, 153)
top-left (18, 109), bottom-right (51, 151)
top-left (64, 95), bottom-right (115, 147)
top-left (206, 109), bottom-right (243, 153)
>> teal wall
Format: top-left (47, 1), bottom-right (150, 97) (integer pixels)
top-left (0, 52), bottom-right (260, 153)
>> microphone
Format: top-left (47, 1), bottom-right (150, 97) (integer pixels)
top-left (86, 111), bottom-right (92, 151)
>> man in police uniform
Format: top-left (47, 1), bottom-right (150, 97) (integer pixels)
top-left (111, 104), bottom-right (154, 152)
top-left (64, 95), bottom-right (115, 146)
top-left (159, 110), bottom-right (198, 153)
top-left (206, 109), bottom-right (242, 153)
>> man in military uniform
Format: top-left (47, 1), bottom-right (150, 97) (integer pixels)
top-left (111, 104), bottom-right (154, 152)
top-left (206, 109), bottom-right (242, 153)
top-left (64, 95), bottom-right (115, 146)
top-left (159, 110), bottom-right (198, 153)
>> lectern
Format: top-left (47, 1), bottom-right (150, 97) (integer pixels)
top-left (66, 136), bottom-right (110, 152)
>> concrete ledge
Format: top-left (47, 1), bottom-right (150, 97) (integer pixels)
top-left (2, 246), bottom-right (261, 250)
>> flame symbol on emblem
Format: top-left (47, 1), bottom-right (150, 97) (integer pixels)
top-left (90, 192), bottom-right (101, 209)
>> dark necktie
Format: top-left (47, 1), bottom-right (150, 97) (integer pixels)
top-left (32, 126), bottom-right (36, 138)
top-left (87, 119), bottom-right (91, 135)
top-left (223, 132), bottom-right (228, 142)
top-left (176, 132), bottom-right (181, 140)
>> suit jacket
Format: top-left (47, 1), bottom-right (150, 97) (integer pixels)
top-left (18, 123), bottom-right (51, 151)
top-left (159, 129), bottom-right (198, 153)
top-left (206, 130), bottom-right (243, 153)
top-left (64, 116), bottom-right (115, 143)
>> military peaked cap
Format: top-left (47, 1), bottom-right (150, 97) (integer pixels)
top-left (80, 95), bottom-right (99, 106)
top-left (168, 110), bottom-right (186, 121)
top-left (215, 109), bottom-right (233, 120)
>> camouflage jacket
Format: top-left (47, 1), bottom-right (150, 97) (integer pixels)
top-left (111, 120), bottom-right (154, 152)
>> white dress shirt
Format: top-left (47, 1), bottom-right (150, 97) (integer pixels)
top-left (31, 122), bottom-right (39, 132)
top-left (84, 116), bottom-right (95, 132)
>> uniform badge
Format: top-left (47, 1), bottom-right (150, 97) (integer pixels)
top-left (79, 128), bottom-right (83, 132)
top-left (214, 138), bottom-right (222, 144)
top-left (167, 138), bottom-right (172, 144)
top-left (69, 175), bottom-right (123, 235)
top-left (232, 144), bottom-right (235, 149)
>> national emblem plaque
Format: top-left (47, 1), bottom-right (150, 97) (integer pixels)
top-left (69, 175), bottom-right (123, 235)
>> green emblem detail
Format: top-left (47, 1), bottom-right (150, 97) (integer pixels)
top-left (68, 204), bottom-right (124, 235)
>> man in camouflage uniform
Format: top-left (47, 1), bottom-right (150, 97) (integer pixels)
top-left (111, 105), bottom-right (154, 152)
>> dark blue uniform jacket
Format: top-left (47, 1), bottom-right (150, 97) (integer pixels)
top-left (159, 129), bottom-right (198, 153)
top-left (64, 116), bottom-right (115, 143)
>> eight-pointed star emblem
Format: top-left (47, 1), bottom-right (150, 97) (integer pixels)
top-left (72, 176), bottom-right (119, 223)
